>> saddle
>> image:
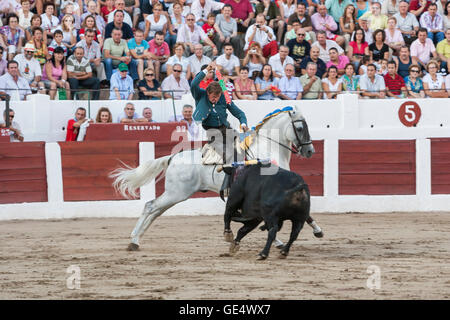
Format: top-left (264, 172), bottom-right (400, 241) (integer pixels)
top-left (201, 130), bottom-right (255, 166)
top-left (201, 144), bottom-right (223, 165)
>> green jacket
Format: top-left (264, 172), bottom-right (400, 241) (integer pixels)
top-left (191, 71), bottom-right (247, 128)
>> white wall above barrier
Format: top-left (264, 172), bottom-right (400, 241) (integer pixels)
top-left (1, 94), bottom-right (448, 143)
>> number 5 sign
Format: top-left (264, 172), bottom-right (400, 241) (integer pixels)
top-left (398, 101), bottom-right (421, 127)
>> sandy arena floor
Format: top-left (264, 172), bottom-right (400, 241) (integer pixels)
top-left (0, 212), bottom-right (449, 300)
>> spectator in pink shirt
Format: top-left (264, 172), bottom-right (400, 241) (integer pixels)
top-left (385, 17), bottom-right (405, 56)
top-left (326, 47), bottom-right (350, 76)
top-left (410, 27), bottom-right (438, 70)
top-left (222, 0), bottom-right (255, 33)
top-left (148, 31), bottom-right (170, 81)
top-left (311, 4), bottom-right (345, 47)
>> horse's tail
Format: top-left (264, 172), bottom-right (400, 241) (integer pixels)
top-left (110, 155), bottom-right (172, 199)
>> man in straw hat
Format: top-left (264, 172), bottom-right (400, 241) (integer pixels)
top-left (13, 43), bottom-right (45, 94)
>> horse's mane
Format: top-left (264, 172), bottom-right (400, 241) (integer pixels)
top-left (252, 106), bottom-right (302, 132)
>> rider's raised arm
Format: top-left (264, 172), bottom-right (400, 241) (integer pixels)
top-left (190, 70), bottom-right (207, 101)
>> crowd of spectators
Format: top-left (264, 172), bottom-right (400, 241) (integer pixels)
top-left (0, 0), bottom-right (449, 101)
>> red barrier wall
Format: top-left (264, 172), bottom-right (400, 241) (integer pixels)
top-left (59, 141), bottom-right (139, 201)
top-left (431, 138), bottom-right (450, 195)
top-left (84, 122), bottom-right (188, 141)
top-left (339, 140), bottom-right (416, 195)
top-left (290, 140), bottom-right (324, 196)
top-left (0, 142), bottom-right (48, 204)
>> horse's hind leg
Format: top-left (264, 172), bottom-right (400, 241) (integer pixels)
top-left (128, 191), bottom-right (191, 250)
top-left (306, 215), bottom-right (323, 238)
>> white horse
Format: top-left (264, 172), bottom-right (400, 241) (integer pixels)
top-left (111, 106), bottom-right (323, 251)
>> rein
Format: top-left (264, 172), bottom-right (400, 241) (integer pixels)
top-left (256, 111), bottom-right (312, 155)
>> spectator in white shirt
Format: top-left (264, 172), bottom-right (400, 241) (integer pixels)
top-left (168, 104), bottom-right (202, 141)
top-left (13, 43), bottom-right (45, 94)
top-left (143, 2), bottom-right (169, 41)
top-left (167, 43), bottom-right (192, 80)
top-left (117, 102), bottom-right (148, 123)
top-left (215, 43), bottom-right (240, 79)
top-left (107, 0), bottom-right (133, 27)
top-left (18, 0), bottom-right (33, 30)
top-left (423, 60), bottom-right (448, 98)
top-left (359, 63), bottom-right (386, 99)
top-left (161, 63), bottom-right (191, 99)
top-left (40, 2), bottom-right (59, 38)
top-left (191, 0), bottom-right (224, 25)
top-left (277, 63), bottom-right (303, 100)
top-left (244, 13), bottom-right (279, 58)
top-left (311, 30), bottom-right (345, 63)
top-left (0, 61), bottom-right (32, 101)
top-left (268, 45), bottom-right (294, 78)
top-left (177, 13), bottom-right (219, 58)
top-left (188, 43), bottom-right (212, 78)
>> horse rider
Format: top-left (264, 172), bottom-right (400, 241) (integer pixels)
top-left (191, 61), bottom-right (248, 165)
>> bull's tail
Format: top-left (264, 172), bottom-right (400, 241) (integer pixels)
top-left (110, 155), bottom-right (172, 199)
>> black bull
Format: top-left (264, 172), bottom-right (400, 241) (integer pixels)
top-left (224, 164), bottom-right (312, 260)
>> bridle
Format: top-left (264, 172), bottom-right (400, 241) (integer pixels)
top-left (257, 111), bottom-right (312, 155)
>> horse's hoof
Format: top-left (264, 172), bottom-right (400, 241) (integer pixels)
top-left (275, 243), bottom-right (284, 249)
top-left (224, 230), bottom-right (234, 243)
top-left (229, 241), bottom-right (240, 255)
top-left (314, 231), bottom-right (324, 238)
top-left (278, 251), bottom-right (288, 259)
top-left (127, 243), bottom-right (140, 251)
top-left (257, 253), bottom-right (267, 261)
